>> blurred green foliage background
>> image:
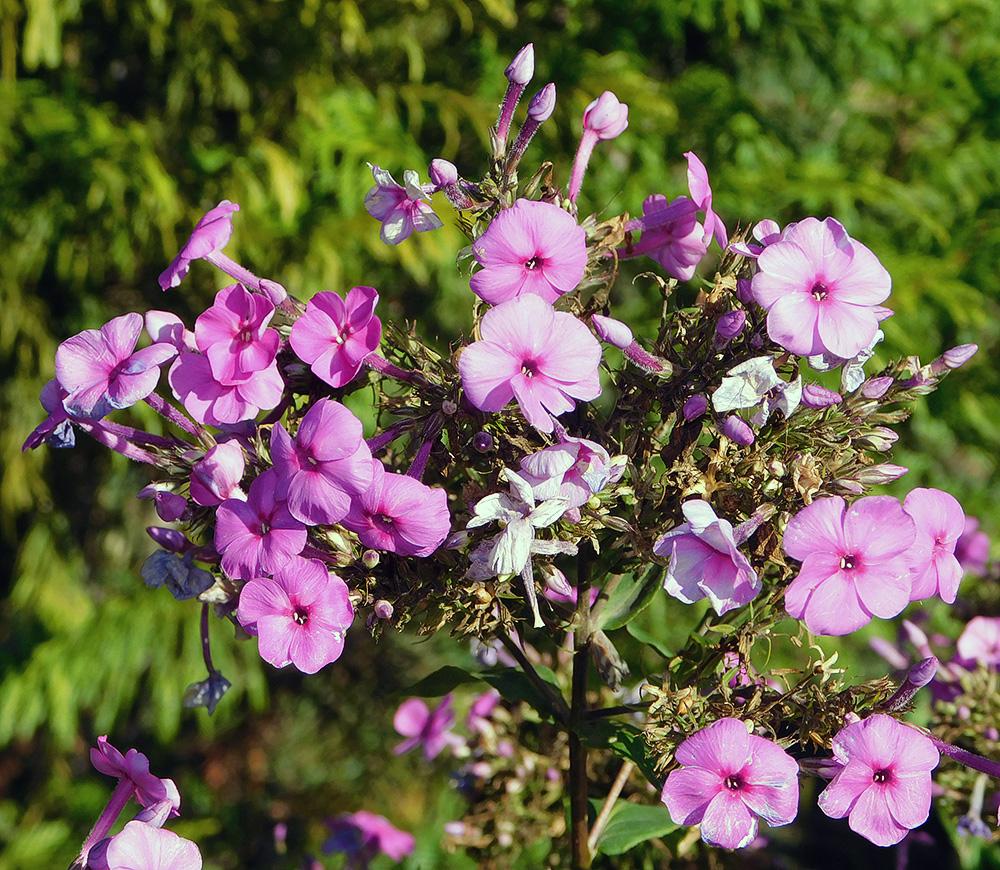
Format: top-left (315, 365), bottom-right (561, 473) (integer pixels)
top-left (1, 0), bottom-right (999, 867)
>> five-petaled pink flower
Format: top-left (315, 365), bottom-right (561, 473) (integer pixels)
top-left (751, 217), bottom-right (891, 359)
top-left (238, 557), bottom-right (354, 674)
top-left (458, 294), bottom-right (601, 433)
top-left (323, 811), bottom-right (415, 868)
top-left (469, 199), bottom-right (587, 305)
top-left (818, 714), bottom-right (939, 847)
top-left (783, 496), bottom-right (915, 636)
top-left (289, 286), bottom-right (382, 387)
top-left (340, 459), bottom-right (451, 557)
top-left (89, 820), bottom-right (202, 870)
top-left (956, 616), bottom-right (1000, 668)
top-left (393, 695), bottom-right (460, 760)
top-left (903, 487), bottom-right (965, 604)
top-left (653, 500), bottom-right (761, 616)
top-left (661, 717), bottom-right (799, 849)
top-left (55, 313), bottom-right (175, 419)
top-left (364, 164), bottom-right (443, 245)
top-left (159, 200), bottom-right (239, 291)
top-left (194, 283), bottom-right (280, 384)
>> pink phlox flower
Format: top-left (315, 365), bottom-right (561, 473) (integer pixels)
top-left (91, 737), bottom-right (181, 816)
top-left (466, 689), bottom-right (502, 735)
top-left (956, 616), bottom-right (1000, 668)
top-left (752, 217), bottom-right (891, 359)
top-left (289, 286), bottom-right (382, 387)
top-left (23, 379), bottom-right (76, 450)
top-left (88, 820), bottom-right (202, 870)
top-left (214, 470), bottom-right (306, 580)
top-left (517, 434), bottom-right (618, 511)
top-left (340, 458), bottom-right (450, 557)
top-left (903, 488), bottom-right (965, 604)
top-left (783, 496), bottom-right (915, 636)
top-left (145, 311), bottom-right (196, 353)
top-left (55, 313), bottom-right (175, 419)
top-left (469, 199), bottom-right (588, 305)
top-left (808, 326), bottom-right (889, 395)
top-left (711, 356), bottom-right (802, 426)
top-left (653, 500), bottom-right (761, 616)
top-left (458, 294), bottom-right (602, 433)
top-left (168, 350), bottom-right (283, 427)
top-left (364, 164), bottom-right (443, 245)
top-left (270, 398), bottom-right (373, 526)
top-left (393, 695), bottom-right (462, 760)
top-left (728, 219), bottom-right (781, 258)
top-left (194, 284), bottom-right (280, 384)
top-left (660, 717), bottom-right (799, 849)
top-left (817, 714), bottom-right (939, 847)
top-left (159, 200), bottom-right (239, 291)
top-left (955, 516), bottom-right (990, 577)
top-left (685, 152), bottom-right (728, 251)
top-left (237, 557), bottom-right (354, 673)
top-left (323, 811), bottom-right (415, 868)
top-left (189, 440), bottom-right (246, 506)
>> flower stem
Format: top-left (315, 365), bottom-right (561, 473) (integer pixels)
top-left (144, 391), bottom-right (203, 438)
top-left (927, 734), bottom-right (1000, 779)
top-left (498, 633), bottom-right (569, 725)
top-left (75, 420), bottom-right (163, 466)
top-left (569, 548), bottom-right (594, 870)
top-left (76, 777), bottom-right (133, 866)
top-left (587, 760), bottom-right (634, 853)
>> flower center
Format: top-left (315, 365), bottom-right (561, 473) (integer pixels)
top-left (872, 768), bottom-right (892, 784)
top-left (840, 554), bottom-right (857, 570)
top-left (810, 282), bottom-right (828, 301)
top-left (376, 513), bottom-right (395, 530)
top-left (237, 320), bottom-right (255, 344)
top-left (524, 255), bottom-right (543, 271)
top-left (293, 607), bottom-right (309, 625)
top-left (724, 773), bottom-right (744, 791)
top-left (521, 359), bottom-right (538, 378)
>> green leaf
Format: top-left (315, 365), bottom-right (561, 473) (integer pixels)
top-left (595, 565), bottom-right (664, 632)
top-left (579, 718), bottom-right (661, 786)
top-left (625, 622), bottom-right (673, 659)
top-left (481, 665), bottom-right (564, 720)
top-left (595, 801), bottom-right (678, 855)
top-left (394, 666), bottom-right (481, 698)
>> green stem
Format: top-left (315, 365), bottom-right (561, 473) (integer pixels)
top-left (569, 548), bottom-right (594, 870)
top-left (498, 633), bottom-right (570, 725)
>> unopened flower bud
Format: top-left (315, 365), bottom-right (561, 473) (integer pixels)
top-left (592, 314), bottom-right (633, 349)
top-left (473, 431), bottom-right (494, 453)
top-left (582, 91), bottom-right (629, 140)
top-left (855, 463), bottom-right (908, 485)
top-left (683, 394), bottom-right (708, 421)
top-left (428, 158), bottom-right (458, 188)
top-left (835, 478), bottom-right (865, 495)
top-left (362, 549), bottom-right (380, 569)
top-left (801, 384), bottom-right (842, 408)
top-left (861, 376), bottom-right (893, 399)
top-left (859, 425), bottom-right (899, 451)
top-left (146, 526), bottom-right (190, 553)
top-left (527, 82), bottom-right (556, 122)
top-left (259, 278), bottom-right (288, 305)
top-left (441, 399), bottom-right (458, 415)
top-left (716, 310), bottom-right (746, 341)
top-left (722, 414), bottom-right (755, 445)
top-left (943, 343), bottom-right (978, 369)
top-left (495, 45), bottom-right (534, 146)
top-left (736, 278), bottom-right (754, 303)
top-left (504, 44), bottom-right (534, 86)
top-left (374, 599), bottom-right (394, 619)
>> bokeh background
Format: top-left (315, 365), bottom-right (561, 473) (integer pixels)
top-left (2, 0), bottom-right (999, 867)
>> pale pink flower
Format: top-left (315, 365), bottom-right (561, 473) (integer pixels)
top-left (340, 459), bottom-right (450, 557)
top-left (458, 294), bottom-right (601, 433)
top-left (237, 557), bottom-right (354, 674)
top-left (323, 811), bottom-right (415, 868)
top-left (955, 516), bottom-right (990, 577)
top-left (956, 616), bottom-right (1000, 668)
top-left (783, 496), bottom-right (915, 636)
top-left (289, 286), bottom-right (382, 387)
top-left (55, 313), bottom-right (175, 418)
top-left (903, 488), bottom-right (965, 604)
top-left (145, 311), bottom-right (196, 353)
top-left (159, 200), bottom-right (239, 290)
top-left (751, 217), bottom-right (891, 359)
top-left (653, 500), bottom-right (761, 616)
top-left (91, 821), bottom-right (202, 870)
top-left (469, 199), bottom-right (587, 305)
top-left (393, 695), bottom-right (460, 760)
top-left (517, 434), bottom-right (620, 511)
top-left (567, 92), bottom-right (628, 202)
top-left (661, 718), bottom-right (799, 849)
top-left (818, 714), bottom-right (939, 847)
top-left (194, 283), bottom-right (280, 384)
top-left (364, 164), bottom-right (443, 245)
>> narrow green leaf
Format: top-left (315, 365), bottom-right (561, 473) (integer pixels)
top-left (394, 665), bottom-right (481, 698)
top-left (596, 565), bottom-right (664, 632)
top-left (625, 622), bottom-right (673, 659)
top-left (595, 801), bottom-right (678, 855)
top-left (481, 665), bottom-right (564, 719)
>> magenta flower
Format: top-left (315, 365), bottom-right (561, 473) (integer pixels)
top-left (903, 488), bottom-right (965, 604)
top-left (751, 217), bottom-right (891, 359)
top-left (237, 557), bottom-right (354, 674)
top-left (661, 718), bottom-right (799, 849)
top-left (323, 811), bottom-right (415, 868)
top-left (159, 200), bottom-right (239, 291)
top-left (783, 496), bottom-right (915, 636)
top-left (364, 164), bottom-right (443, 245)
top-left (145, 311), bottom-right (196, 352)
top-left (818, 714), bottom-right (939, 847)
top-left (393, 695), bottom-right (460, 760)
top-left (23, 379), bottom-right (76, 450)
top-left (458, 294), bottom-right (602, 433)
top-left (956, 616), bottom-right (1000, 668)
top-left (90, 821), bottom-right (202, 870)
top-left (54, 313), bottom-right (175, 419)
top-left (653, 500), bottom-right (761, 616)
top-left (340, 458), bottom-right (450, 557)
top-left (91, 736), bottom-right (180, 814)
top-left (289, 286), bottom-right (382, 388)
top-left (189, 441), bottom-right (246, 506)
top-left (194, 283), bottom-right (280, 384)
top-left (214, 470), bottom-right (306, 580)
top-left (470, 200), bottom-right (587, 305)
top-left (270, 399), bottom-right (373, 526)
top-left (168, 350), bottom-right (283, 427)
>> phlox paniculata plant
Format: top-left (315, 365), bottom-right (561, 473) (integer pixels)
top-left (27, 42), bottom-right (1000, 869)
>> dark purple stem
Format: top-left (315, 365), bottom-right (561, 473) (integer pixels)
top-left (200, 603), bottom-right (215, 675)
top-left (144, 391), bottom-right (203, 438)
top-left (927, 734), bottom-right (1000, 779)
top-left (364, 352), bottom-right (418, 384)
top-left (366, 421), bottom-right (411, 454)
top-left (75, 420), bottom-right (163, 466)
top-left (407, 438), bottom-right (434, 480)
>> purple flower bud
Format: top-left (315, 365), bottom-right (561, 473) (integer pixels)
top-left (473, 431), bottom-right (494, 453)
top-left (835, 478), bottom-right (865, 495)
top-left (527, 82), bottom-right (556, 122)
top-left (441, 399), bottom-right (458, 415)
top-left (591, 314), bottom-right (634, 349)
top-left (374, 599), bottom-right (394, 619)
top-left (429, 158), bottom-right (458, 189)
top-left (907, 656), bottom-right (939, 688)
top-left (860, 425), bottom-right (899, 451)
top-left (362, 549), bottom-right (380, 568)
top-left (801, 384), bottom-right (842, 408)
top-left (259, 278), bottom-right (288, 305)
top-left (736, 278), bottom-right (754, 304)
top-left (716, 310), bottom-right (746, 341)
top-left (856, 463), bottom-right (908, 485)
top-left (146, 526), bottom-right (191, 553)
top-left (582, 91), bottom-right (629, 140)
top-left (861, 376), bottom-right (893, 399)
top-left (722, 414), bottom-right (755, 446)
top-left (504, 44), bottom-right (534, 86)
top-left (683, 394), bottom-right (708, 421)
